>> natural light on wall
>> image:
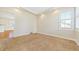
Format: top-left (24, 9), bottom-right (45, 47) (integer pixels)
top-left (76, 7), bottom-right (79, 32)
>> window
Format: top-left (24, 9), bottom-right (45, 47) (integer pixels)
top-left (59, 11), bottom-right (73, 30)
top-left (0, 24), bottom-right (5, 32)
top-left (0, 19), bottom-right (15, 32)
top-left (58, 8), bottom-right (79, 32)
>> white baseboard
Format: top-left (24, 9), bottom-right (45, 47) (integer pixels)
top-left (12, 31), bottom-right (79, 46)
top-left (37, 32), bottom-right (79, 46)
top-left (13, 32), bottom-right (30, 38)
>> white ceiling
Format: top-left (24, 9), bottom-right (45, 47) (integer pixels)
top-left (23, 7), bottom-right (53, 15)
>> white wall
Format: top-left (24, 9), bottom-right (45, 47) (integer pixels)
top-left (12, 9), bottom-right (37, 37)
top-left (37, 7), bottom-right (79, 45)
top-left (13, 12), bottom-right (37, 37)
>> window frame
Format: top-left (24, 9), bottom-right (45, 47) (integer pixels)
top-left (58, 10), bottom-right (74, 30)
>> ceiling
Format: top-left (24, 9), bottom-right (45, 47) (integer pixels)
top-left (23, 7), bottom-right (53, 15)
top-left (0, 7), bottom-right (56, 16)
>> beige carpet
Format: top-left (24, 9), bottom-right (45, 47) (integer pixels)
top-left (2, 33), bottom-right (79, 51)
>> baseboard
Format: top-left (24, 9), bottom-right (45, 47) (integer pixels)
top-left (37, 32), bottom-right (79, 46)
top-left (13, 32), bottom-right (30, 38)
top-left (12, 32), bottom-right (79, 46)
